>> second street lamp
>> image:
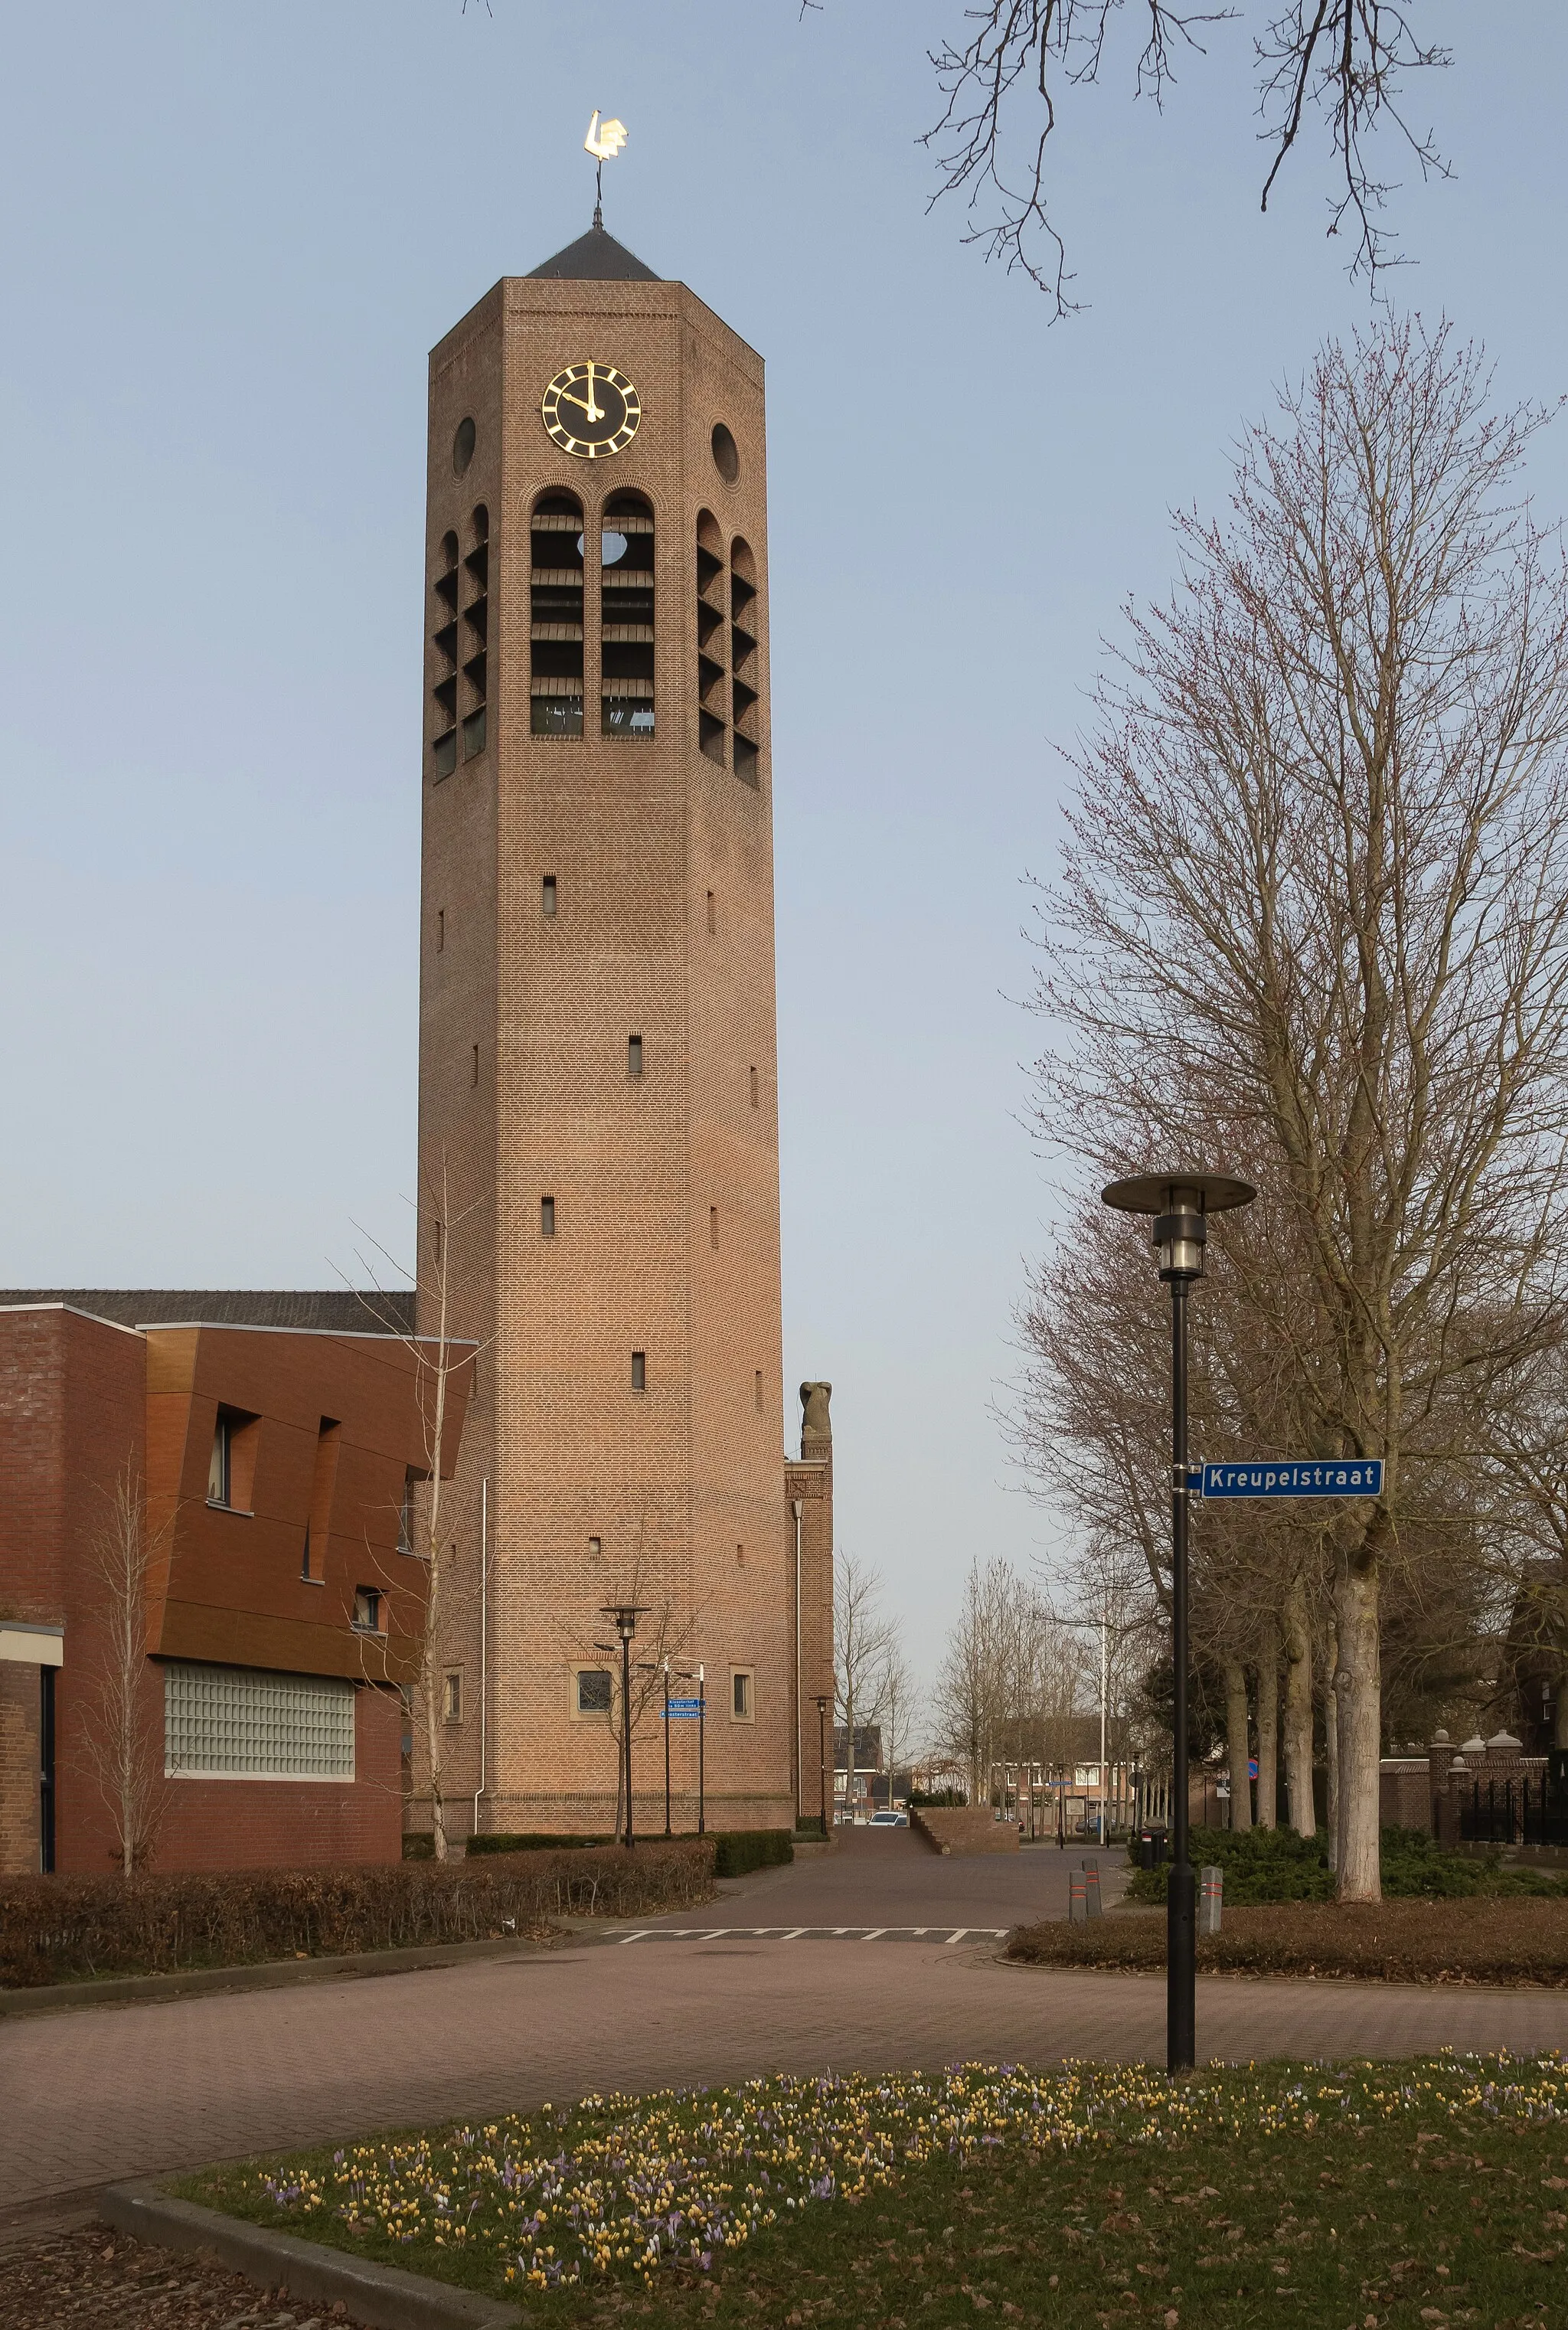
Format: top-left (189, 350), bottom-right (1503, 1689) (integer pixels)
top-left (600, 1604), bottom-right (648, 1848)
top-left (1102, 1170), bottom-right (1254, 2073)
top-left (815, 1694), bottom-right (831, 1834)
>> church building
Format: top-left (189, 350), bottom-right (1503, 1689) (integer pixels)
top-left (413, 221), bottom-right (835, 1841)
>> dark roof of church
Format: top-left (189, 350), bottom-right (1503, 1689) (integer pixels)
top-left (528, 225), bottom-right (662, 283)
top-left (0, 1289), bottom-right (415, 1334)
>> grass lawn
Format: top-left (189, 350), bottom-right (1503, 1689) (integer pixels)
top-left (178, 2055), bottom-right (1568, 2327)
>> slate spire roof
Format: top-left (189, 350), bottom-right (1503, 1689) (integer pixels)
top-left (528, 225), bottom-right (662, 283)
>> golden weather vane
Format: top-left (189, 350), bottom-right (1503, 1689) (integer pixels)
top-left (584, 110), bottom-right (629, 228)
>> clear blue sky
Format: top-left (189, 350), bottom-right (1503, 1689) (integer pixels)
top-left (1, 2), bottom-right (1561, 1686)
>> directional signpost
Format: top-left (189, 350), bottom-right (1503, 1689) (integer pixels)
top-left (1200, 1459), bottom-right (1383, 1500)
top-left (665, 1698), bottom-right (704, 1716)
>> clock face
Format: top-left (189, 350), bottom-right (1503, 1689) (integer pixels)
top-left (541, 361), bottom-right (642, 459)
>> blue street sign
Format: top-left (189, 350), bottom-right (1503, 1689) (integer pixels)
top-left (665, 1698), bottom-right (705, 1717)
top-left (1200, 1459), bottom-right (1383, 1499)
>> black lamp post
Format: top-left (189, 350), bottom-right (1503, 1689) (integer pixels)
top-left (815, 1694), bottom-right (830, 1834)
top-left (1102, 1171), bottom-right (1254, 2073)
top-left (601, 1604), bottom-right (648, 1848)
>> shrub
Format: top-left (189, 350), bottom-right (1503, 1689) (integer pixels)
top-left (711, 1829), bottom-right (793, 1877)
top-left (467, 1832), bottom-right (613, 1854)
top-left (908, 1788), bottom-right (968, 1809)
top-left (1125, 1822), bottom-right (1568, 1905)
top-left (0, 1841), bottom-right (717, 1989)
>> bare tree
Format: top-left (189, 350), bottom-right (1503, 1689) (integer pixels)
top-left (921, 1), bottom-right (1451, 315)
top-left (1032, 318), bottom-right (1568, 1897)
top-left (351, 1156), bottom-right (485, 1864)
top-left (75, 1462), bottom-right (170, 1879)
top-left (835, 1551), bottom-right (898, 1822)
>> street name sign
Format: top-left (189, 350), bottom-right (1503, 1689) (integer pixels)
top-left (1200, 1459), bottom-right (1383, 1499)
top-left (665, 1698), bottom-right (705, 1717)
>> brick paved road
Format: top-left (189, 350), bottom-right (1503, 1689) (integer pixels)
top-left (5, 1836), bottom-right (1566, 2211)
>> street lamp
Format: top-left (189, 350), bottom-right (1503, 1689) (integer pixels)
top-left (815, 1694), bottom-right (831, 1834)
top-left (600, 1604), bottom-right (648, 1848)
top-left (1102, 1170), bottom-right (1254, 2073)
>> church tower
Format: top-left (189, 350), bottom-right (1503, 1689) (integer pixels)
top-left (416, 224), bottom-right (821, 1836)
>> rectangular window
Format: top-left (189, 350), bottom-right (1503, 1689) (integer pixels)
top-left (542, 874), bottom-right (557, 918)
top-left (628, 1034), bottom-right (644, 1077)
top-left (165, 1662), bottom-right (354, 1781)
top-left (710, 1205), bottom-right (719, 1250)
top-left (207, 1414), bottom-right (231, 1508)
top-left (749, 1065), bottom-right (759, 1108)
top-left (630, 1350), bottom-right (647, 1393)
top-left (754, 1369), bottom-right (763, 1412)
top-left (436, 907), bottom-right (445, 952)
top-left (541, 1194), bottom-right (556, 1237)
top-left (305, 1418), bottom-right (341, 1581)
top-left (588, 1534), bottom-right (602, 1559)
top-left (352, 1587), bottom-right (382, 1635)
top-left (443, 1670), bottom-right (462, 1724)
top-left (207, 1406), bottom-right (259, 1511)
top-left (706, 890), bottom-right (716, 936)
top-left (732, 1669), bottom-right (754, 1722)
top-left (472, 1043), bottom-right (480, 1087)
top-left (576, 1667), bottom-right (612, 1717)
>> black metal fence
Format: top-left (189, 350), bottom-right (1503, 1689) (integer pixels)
top-left (1459, 1753), bottom-right (1568, 1848)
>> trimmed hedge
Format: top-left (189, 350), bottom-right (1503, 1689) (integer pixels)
top-left (0, 1841), bottom-right (716, 1989)
top-left (466, 1832), bottom-right (612, 1855)
top-left (1125, 1824), bottom-right (1568, 1905)
top-left (908, 1788), bottom-right (968, 1809)
top-left (712, 1829), bottom-right (794, 1877)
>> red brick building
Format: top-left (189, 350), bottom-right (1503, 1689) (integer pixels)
top-left (0, 1293), bottom-right (471, 1876)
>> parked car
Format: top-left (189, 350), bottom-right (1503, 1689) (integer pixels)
top-left (867, 1810), bottom-right (908, 1827)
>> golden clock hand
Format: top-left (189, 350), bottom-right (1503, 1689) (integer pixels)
top-left (583, 361), bottom-right (605, 424)
top-left (558, 388), bottom-right (594, 415)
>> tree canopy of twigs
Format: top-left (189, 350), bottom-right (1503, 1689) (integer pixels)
top-left (1025, 315), bottom-right (1568, 1897)
top-left (923, 1), bottom-right (1451, 315)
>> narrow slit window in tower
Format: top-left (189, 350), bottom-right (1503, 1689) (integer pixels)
top-left (749, 1064), bottom-right (759, 1108)
top-left (627, 1033), bottom-right (643, 1077)
top-left (631, 1351), bottom-right (647, 1393)
top-left (541, 874), bottom-right (557, 918)
top-left (530, 492), bottom-right (584, 736)
top-left (541, 1194), bottom-right (556, 1237)
top-left (696, 511), bottom-right (727, 766)
top-left (601, 492), bottom-right (655, 737)
top-left (710, 1205), bottom-right (719, 1250)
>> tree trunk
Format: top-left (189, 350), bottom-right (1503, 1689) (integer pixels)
top-left (1334, 1557), bottom-right (1382, 1902)
top-left (1223, 1659), bottom-right (1252, 1831)
top-left (1282, 1570), bottom-right (1316, 1836)
top-left (1255, 1615), bottom-right (1279, 1830)
top-left (1323, 1626), bottom-right (1339, 1872)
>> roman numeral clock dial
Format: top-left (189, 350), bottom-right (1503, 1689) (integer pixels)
top-left (541, 361), bottom-right (641, 459)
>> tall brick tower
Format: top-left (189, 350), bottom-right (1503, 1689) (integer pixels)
top-left (416, 222), bottom-right (825, 1838)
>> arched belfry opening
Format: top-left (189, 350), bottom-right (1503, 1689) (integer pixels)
top-left (601, 493), bottom-right (655, 737)
top-left (697, 511), bottom-right (727, 766)
top-left (730, 538), bottom-right (759, 785)
top-left (530, 492), bottom-right (584, 737)
top-left (462, 505), bottom-right (489, 760)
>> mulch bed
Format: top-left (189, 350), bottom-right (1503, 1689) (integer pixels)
top-left (0, 2222), bottom-right (371, 2330)
top-left (1007, 1895), bottom-right (1568, 1984)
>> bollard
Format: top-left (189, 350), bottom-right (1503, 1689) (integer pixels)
top-left (1083, 1859), bottom-right (1103, 1918)
top-left (1068, 1868), bottom-right (1086, 1923)
top-left (1198, 1864), bottom-right (1223, 1936)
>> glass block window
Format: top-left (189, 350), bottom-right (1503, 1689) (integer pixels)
top-left (165, 1662), bottom-right (355, 1781)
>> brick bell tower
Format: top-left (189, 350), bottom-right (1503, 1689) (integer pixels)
top-left (416, 220), bottom-right (825, 1838)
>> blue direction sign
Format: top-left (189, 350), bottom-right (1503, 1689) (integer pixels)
top-left (1201, 1459), bottom-right (1383, 1499)
top-left (665, 1698), bottom-right (705, 1718)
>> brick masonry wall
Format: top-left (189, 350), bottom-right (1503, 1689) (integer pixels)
top-left (0, 1661), bottom-right (40, 1877)
top-left (416, 263), bottom-right (803, 1836)
top-left (910, 1806), bottom-right (1021, 1858)
top-left (151, 1682), bottom-right (403, 1872)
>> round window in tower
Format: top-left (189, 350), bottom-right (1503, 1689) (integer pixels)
top-left (452, 417), bottom-right (476, 477)
top-left (710, 422), bottom-right (740, 483)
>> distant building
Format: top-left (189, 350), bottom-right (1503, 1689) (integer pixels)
top-left (0, 1294), bottom-right (471, 1875)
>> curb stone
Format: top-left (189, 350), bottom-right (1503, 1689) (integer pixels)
top-left (102, 2181), bottom-right (518, 2330)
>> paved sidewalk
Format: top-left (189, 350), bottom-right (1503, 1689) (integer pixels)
top-left (7, 1926), bottom-right (1568, 2209)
